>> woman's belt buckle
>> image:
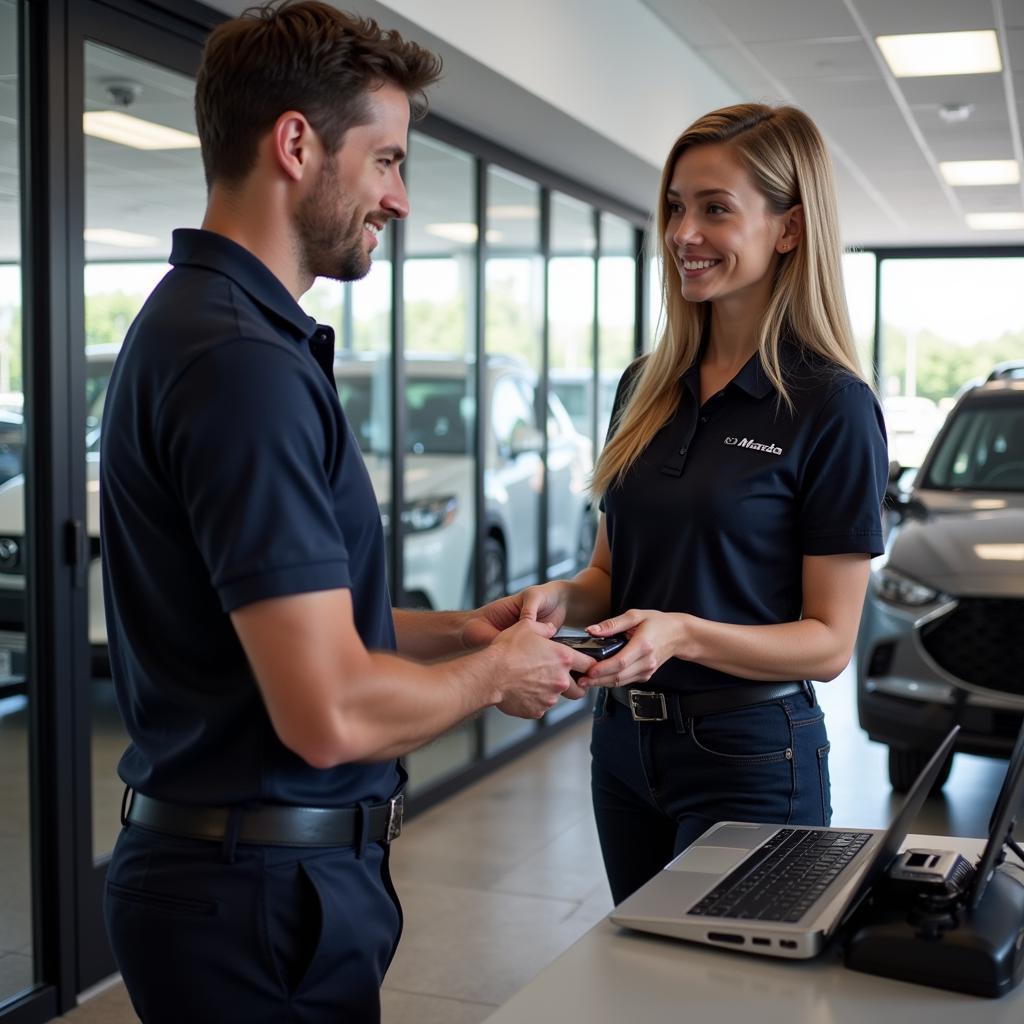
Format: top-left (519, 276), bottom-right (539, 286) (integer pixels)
top-left (628, 690), bottom-right (668, 722)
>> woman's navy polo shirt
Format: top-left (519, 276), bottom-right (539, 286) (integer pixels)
top-left (601, 343), bottom-right (888, 694)
top-left (100, 228), bottom-right (399, 807)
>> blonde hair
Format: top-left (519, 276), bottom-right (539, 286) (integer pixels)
top-left (592, 103), bottom-right (863, 498)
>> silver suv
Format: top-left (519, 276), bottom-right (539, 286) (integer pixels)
top-left (856, 365), bottom-right (1024, 791)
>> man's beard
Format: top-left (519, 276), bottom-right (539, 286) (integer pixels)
top-left (295, 159), bottom-right (374, 283)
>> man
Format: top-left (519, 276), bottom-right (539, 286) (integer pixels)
top-left (100, 4), bottom-right (592, 1021)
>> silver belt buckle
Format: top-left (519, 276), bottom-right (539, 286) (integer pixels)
top-left (386, 794), bottom-right (405, 843)
top-left (628, 689), bottom-right (667, 722)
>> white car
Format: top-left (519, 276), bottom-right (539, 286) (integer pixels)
top-left (0, 351), bottom-right (594, 680)
top-left (337, 353), bottom-right (595, 609)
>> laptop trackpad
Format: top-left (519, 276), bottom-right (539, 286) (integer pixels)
top-left (669, 846), bottom-right (750, 873)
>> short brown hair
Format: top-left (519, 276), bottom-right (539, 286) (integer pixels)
top-left (195, 1), bottom-right (442, 187)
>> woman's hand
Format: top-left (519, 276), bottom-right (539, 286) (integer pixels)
top-left (580, 609), bottom-right (687, 687)
top-left (517, 580), bottom-right (572, 630)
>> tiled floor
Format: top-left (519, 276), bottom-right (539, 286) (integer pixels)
top-left (6, 667), bottom-right (1018, 1022)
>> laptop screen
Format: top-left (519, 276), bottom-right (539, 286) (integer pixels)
top-left (966, 720), bottom-right (1024, 910)
top-left (832, 725), bottom-right (960, 933)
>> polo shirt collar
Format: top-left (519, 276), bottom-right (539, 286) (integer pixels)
top-left (681, 335), bottom-right (800, 401)
top-left (169, 228), bottom-right (320, 343)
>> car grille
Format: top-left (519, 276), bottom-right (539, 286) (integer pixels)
top-left (920, 598), bottom-right (1024, 696)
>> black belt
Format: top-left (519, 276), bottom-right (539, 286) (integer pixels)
top-left (607, 681), bottom-right (808, 722)
top-left (124, 791), bottom-right (404, 847)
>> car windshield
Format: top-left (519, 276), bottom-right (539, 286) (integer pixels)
top-left (336, 376), bottom-right (471, 456)
top-left (923, 398), bottom-right (1024, 492)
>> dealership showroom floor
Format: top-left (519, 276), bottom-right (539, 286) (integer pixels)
top-left (1, 667), bottom-right (1013, 1023)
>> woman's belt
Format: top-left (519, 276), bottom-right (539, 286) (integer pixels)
top-left (607, 680), bottom-right (808, 722)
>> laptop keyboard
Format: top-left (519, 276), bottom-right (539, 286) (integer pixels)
top-left (688, 827), bottom-right (872, 923)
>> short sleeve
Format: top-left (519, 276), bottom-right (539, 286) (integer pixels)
top-left (157, 339), bottom-right (352, 611)
top-left (598, 356), bottom-right (647, 513)
top-left (797, 380), bottom-right (889, 556)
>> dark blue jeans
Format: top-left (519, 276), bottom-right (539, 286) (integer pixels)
top-left (105, 824), bottom-right (402, 1023)
top-left (591, 686), bottom-right (831, 905)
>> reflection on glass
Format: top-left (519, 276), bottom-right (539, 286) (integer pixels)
top-left (646, 243), bottom-right (662, 352)
top-left (84, 43), bottom-right (206, 860)
top-left (336, 227), bottom-right (392, 585)
top-left (841, 251), bottom-right (876, 385)
top-left (547, 194), bottom-right (596, 725)
top-left (881, 257), bottom-right (1024, 468)
top-left (483, 166), bottom-right (543, 753)
top-left (0, 0), bottom-right (34, 999)
top-left (598, 213), bottom-right (637, 448)
top-left (402, 134), bottom-right (477, 786)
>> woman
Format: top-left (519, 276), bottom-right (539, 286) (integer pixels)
top-left (518, 103), bottom-right (889, 904)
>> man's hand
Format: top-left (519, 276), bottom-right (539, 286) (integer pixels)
top-left (489, 618), bottom-right (593, 718)
top-left (459, 593), bottom-right (524, 650)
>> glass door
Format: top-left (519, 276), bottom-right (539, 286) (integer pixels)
top-left (0, 0), bottom-right (34, 1006)
top-left (68, 1), bottom-right (208, 989)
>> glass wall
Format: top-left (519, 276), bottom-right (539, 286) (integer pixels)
top-left (841, 251), bottom-right (876, 387)
top-left (401, 135), bottom-right (478, 789)
top-left (547, 193), bottom-right (595, 579)
top-left (0, 0), bottom-right (32, 1001)
top-left (82, 42), bottom-right (206, 857)
top-left (482, 166), bottom-right (544, 753)
top-left (879, 257), bottom-right (1024, 469)
top-left (598, 213), bottom-right (637, 448)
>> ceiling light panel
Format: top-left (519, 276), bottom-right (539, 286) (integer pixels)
top-left (939, 160), bottom-right (1020, 186)
top-left (876, 31), bottom-right (1002, 77)
top-left (83, 110), bottom-right (200, 150)
top-left (965, 212), bottom-right (1024, 229)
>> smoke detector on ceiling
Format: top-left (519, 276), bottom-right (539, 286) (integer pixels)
top-left (103, 79), bottom-right (143, 108)
top-left (938, 102), bottom-right (975, 124)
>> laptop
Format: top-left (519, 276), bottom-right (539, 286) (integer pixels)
top-left (610, 725), bottom-right (959, 959)
top-left (966, 717), bottom-right (1024, 911)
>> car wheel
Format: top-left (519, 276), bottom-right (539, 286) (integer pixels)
top-left (481, 537), bottom-right (508, 604)
top-left (888, 746), bottom-right (953, 794)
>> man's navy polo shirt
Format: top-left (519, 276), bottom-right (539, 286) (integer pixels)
top-left (100, 228), bottom-right (399, 807)
top-left (602, 343), bottom-right (888, 693)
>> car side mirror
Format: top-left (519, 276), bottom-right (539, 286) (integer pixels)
top-left (508, 423), bottom-right (544, 458)
top-left (887, 459), bottom-right (903, 485)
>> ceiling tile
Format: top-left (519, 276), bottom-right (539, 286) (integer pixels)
top-left (924, 122), bottom-right (1015, 161)
top-left (850, 0), bottom-right (997, 35)
top-left (747, 37), bottom-right (877, 79)
top-left (640, 0), bottom-right (731, 47)
top-left (896, 72), bottom-right (1007, 108)
top-left (779, 75), bottom-right (892, 111)
top-left (955, 185), bottom-right (1024, 212)
top-left (688, 0), bottom-right (859, 44)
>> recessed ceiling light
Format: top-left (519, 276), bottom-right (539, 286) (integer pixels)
top-left (83, 110), bottom-right (200, 150)
top-left (940, 160), bottom-right (1020, 186)
top-left (85, 228), bottom-right (161, 247)
top-left (876, 31), bottom-right (1002, 77)
top-left (965, 212), bottom-right (1024, 230)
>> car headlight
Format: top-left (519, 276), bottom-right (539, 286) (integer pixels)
top-left (871, 565), bottom-right (939, 607)
top-left (0, 537), bottom-right (22, 574)
top-left (378, 496), bottom-right (460, 534)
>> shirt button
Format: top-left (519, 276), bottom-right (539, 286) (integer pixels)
top-left (678, 447), bottom-right (687, 456)
top-left (700, 416), bottom-right (708, 424)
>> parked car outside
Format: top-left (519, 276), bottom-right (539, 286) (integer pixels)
top-left (881, 394), bottom-right (946, 469)
top-left (0, 351), bottom-right (594, 681)
top-left (336, 353), bottom-right (595, 609)
top-left (856, 373), bottom-right (1024, 792)
top-left (548, 368), bottom-right (621, 443)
